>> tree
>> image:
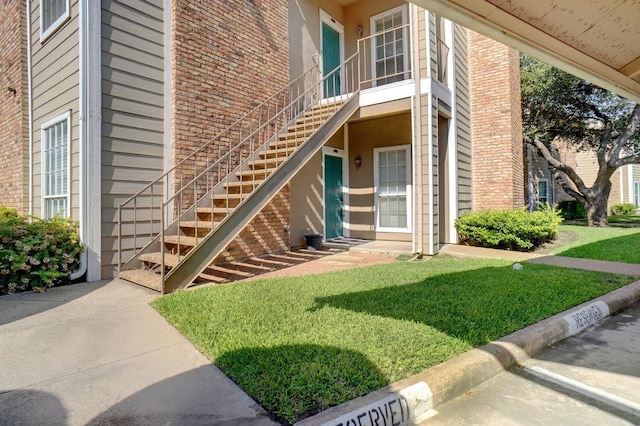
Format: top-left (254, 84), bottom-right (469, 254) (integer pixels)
top-left (521, 54), bottom-right (640, 226)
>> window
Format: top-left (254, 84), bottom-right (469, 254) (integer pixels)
top-left (375, 145), bottom-right (411, 232)
top-left (42, 112), bottom-right (71, 218)
top-left (634, 182), bottom-right (640, 207)
top-left (537, 179), bottom-right (549, 204)
top-left (371, 6), bottom-right (409, 86)
top-left (40, 0), bottom-right (70, 41)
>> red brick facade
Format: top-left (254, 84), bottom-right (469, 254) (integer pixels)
top-left (171, 0), bottom-right (292, 260)
top-left (469, 31), bottom-right (524, 210)
top-left (0, 0), bottom-right (28, 213)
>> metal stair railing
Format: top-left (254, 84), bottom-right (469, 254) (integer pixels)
top-left (161, 52), bottom-right (361, 292)
top-left (117, 64), bottom-right (321, 273)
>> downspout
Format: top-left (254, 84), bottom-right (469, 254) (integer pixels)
top-left (626, 164), bottom-right (632, 204)
top-left (410, 4), bottom-right (422, 254)
top-left (26, 1), bottom-right (32, 215)
top-left (71, 0), bottom-right (88, 280)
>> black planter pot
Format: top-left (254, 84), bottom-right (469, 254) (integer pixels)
top-left (303, 234), bottom-right (323, 250)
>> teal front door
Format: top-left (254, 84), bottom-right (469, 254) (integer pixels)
top-left (324, 155), bottom-right (343, 239)
top-left (322, 21), bottom-right (341, 97)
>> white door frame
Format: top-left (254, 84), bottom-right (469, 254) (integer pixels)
top-left (319, 9), bottom-right (345, 98)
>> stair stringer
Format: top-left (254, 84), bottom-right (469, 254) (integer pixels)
top-left (163, 95), bottom-right (360, 293)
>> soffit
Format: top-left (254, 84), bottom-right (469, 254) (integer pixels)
top-left (406, 0), bottom-right (640, 103)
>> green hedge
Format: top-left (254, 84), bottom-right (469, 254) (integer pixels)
top-left (610, 203), bottom-right (637, 216)
top-left (557, 200), bottom-right (586, 219)
top-left (454, 208), bottom-right (562, 252)
top-left (0, 208), bottom-right (83, 295)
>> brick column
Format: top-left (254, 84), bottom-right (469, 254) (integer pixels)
top-left (469, 31), bottom-right (524, 210)
top-left (0, 0), bottom-right (28, 213)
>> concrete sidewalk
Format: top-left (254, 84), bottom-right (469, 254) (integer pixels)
top-left (0, 279), bottom-right (276, 425)
top-left (440, 244), bottom-right (640, 276)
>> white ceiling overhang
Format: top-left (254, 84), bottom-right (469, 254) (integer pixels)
top-left (407, 0), bottom-right (640, 103)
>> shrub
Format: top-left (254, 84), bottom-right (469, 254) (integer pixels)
top-left (557, 200), bottom-right (586, 220)
top-left (610, 203), bottom-right (637, 216)
top-left (454, 208), bottom-right (562, 251)
top-left (0, 208), bottom-right (83, 295)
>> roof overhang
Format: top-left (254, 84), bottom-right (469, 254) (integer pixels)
top-left (407, 0), bottom-right (640, 103)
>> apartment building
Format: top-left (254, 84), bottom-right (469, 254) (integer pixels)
top-left (1, 0), bottom-right (523, 292)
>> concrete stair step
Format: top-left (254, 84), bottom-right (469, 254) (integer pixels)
top-left (236, 167), bottom-right (276, 180)
top-left (164, 235), bottom-right (199, 248)
top-left (259, 146), bottom-right (298, 159)
top-left (223, 180), bottom-right (263, 194)
top-left (119, 269), bottom-right (163, 292)
top-left (212, 193), bottom-right (245, 208)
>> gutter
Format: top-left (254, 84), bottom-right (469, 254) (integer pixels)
top-left (71, 0), bottom-right (88, 280)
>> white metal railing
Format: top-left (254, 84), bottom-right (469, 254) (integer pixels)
top-left (357, 23), bottom-right (412, 90)
top-left (117, 65), bottom-right (321, 272)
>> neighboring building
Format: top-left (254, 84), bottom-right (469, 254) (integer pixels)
top-left (2, 0), bottom-right (523, 292)
top-left (526, 142), bottom-right (640, 211)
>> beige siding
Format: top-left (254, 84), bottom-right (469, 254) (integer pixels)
top-left (101, 0), bottom-right (164, 278)
top-left (454, 24), bottom-right (472, 217)
top-left (30, 0), bottom-right (80, 220)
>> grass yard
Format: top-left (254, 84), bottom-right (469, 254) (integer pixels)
top-left (152, 256), bottom-right (633, 424)
top-left (554, 224), bottom-right (640, 263)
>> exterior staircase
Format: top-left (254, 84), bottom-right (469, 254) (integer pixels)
top-left (118, 53), bottom-right (361, 293)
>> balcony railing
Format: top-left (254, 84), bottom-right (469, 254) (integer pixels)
top-left (357, 23), bottom-right (412, 90)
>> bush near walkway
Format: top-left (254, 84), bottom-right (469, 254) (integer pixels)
top-left (455, 208), bottom-right (562, 251)
top-left (0, 207), bottom-right (82, 295)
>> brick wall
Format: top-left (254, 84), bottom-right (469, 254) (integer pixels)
top-left (171, 0), bottom-right (292, 260)
top-left (0, 0), bottom-right (28, 213)
top-left (469, 31), bottom-right (524, 210)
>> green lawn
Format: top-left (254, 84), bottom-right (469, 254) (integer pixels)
top-left (152, 257), bottom-right (632, 424)
top-left (553, 224), bottom-right (640, 263)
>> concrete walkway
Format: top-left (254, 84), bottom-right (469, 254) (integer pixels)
top-left (440, 244), bottom-right (640, 276)
top-left (2, 245), bottom-right (640, 426)
top-left (0, 279), bottom-right (277, 425)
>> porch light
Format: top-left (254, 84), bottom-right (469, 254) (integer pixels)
top-left (6, 83), bottom-right (16, 93)
top-left (356, 25), bottom-right (363, 38)
top-left (354, 156), bottom-right (362, 169)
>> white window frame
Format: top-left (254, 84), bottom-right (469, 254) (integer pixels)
top-left (40, 0), bottom-right (71, 42)
top-left (634, 181), bottom-right (640, 207)
top-left (41, 111), bottom-right (71, 219)
top-left (370, 5), bottom-right (410, 87)
top-left (537, 179), bottom-right (549, 204)
top-left (374, 145), bottom-right (412, 233)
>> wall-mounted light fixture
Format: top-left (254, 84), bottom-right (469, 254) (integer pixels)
top-left (354, 156), bottom-right (362, 170)
top-left (356, 25), bottom-right (363, 38)
top-left (7, 83), bottom-right (16, 93)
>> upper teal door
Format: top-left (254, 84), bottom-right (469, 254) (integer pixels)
top-left (324, 155), bottom-right (343, 239)
top-left (322, 22), bottom-right (341, 97)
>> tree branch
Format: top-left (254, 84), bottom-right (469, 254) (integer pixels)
top-left (525, 135), bottom-right (590, 194)
top-left (609, 104), bottom-right (640, 167)
top-left (550, 168), bottom-right (588, 205)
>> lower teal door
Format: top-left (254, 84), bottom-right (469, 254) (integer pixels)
top-left (324, 155), bottom-right (343, 239)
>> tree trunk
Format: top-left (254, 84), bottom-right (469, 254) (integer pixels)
top-left (585, 198), bottom-right (609, 226)
top-left (585, 181), bottom-right (612, 227)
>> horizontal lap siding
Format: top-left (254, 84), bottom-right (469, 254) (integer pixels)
top-left (101, 0), bottom-right (164, 278)
top-left (30, 0), bottom-right (80, 220)
top-left (454, 24), bottom-right (472, 215)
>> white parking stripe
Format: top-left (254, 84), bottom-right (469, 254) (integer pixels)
top-left (523, 365), bottom-right (640, 418)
